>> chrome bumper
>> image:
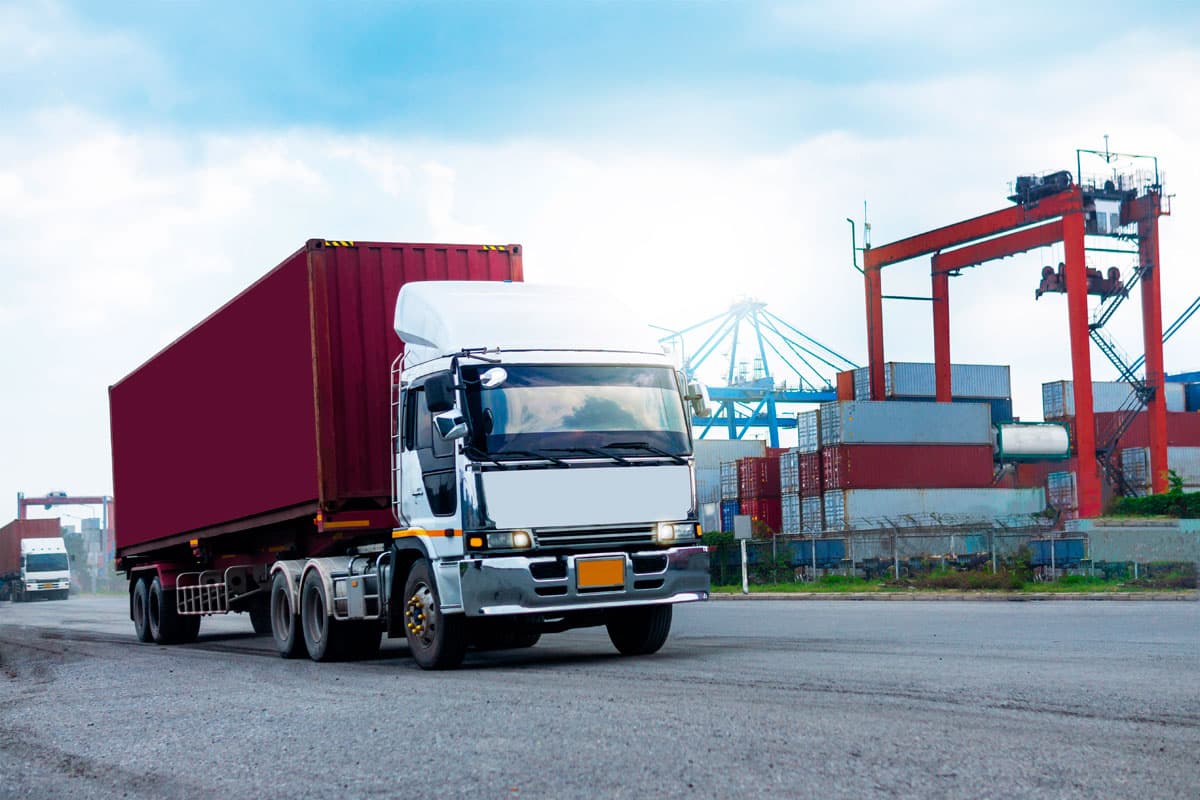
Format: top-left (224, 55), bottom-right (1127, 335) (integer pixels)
top-left (458, 545), bottom-right (709, 616)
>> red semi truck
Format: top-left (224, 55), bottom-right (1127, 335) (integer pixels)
top-left (110, 239), bottom-right (709, 667)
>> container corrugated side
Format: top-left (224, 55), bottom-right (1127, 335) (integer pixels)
top-left (1186, 384), bottom-right (1200, 412)
top-left (1120, 446), bottom-right (1200, 488)
top-left (738, 457), bottom-right (781, 499)
top-left (853, 363), bottom-right (1011, 399)
top-left (820, 400), bottom-right (991, 446)
top-left (719, 462), bottom-right (739, 501)
top-left (781, 493), bottom-right (802, 534)
top-left (720, 500), bottom-right (739, 532)
top-left (1043, 380), bottom-right (1186, 417)
top-left (822, 444), bottom-right (995, 489)
top-left (779, 450), bottom-right (801, 494)
top-left (695, 467), bottom-right (721, 505)
top-left (693, 439), bottom-right (767, 471)
top-left (796, 409), bottom-right (821, 453)
top-left (740, 497), bottom-right (782, 534)
top-left (801, 496), bottom-right (824, 532)
top-left (111, 240), bottom-right (523, 552)
top-left (1046, 472), bottom-right (1076, 511)
top-left (822, 488), bottom-right (1046, 529)
top-left (799, 452), bottom-right (823, 497)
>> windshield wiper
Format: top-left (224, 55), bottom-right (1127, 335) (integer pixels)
top-left (602, 441), bottom-right (687, 465)
top-left (462, 444), bottom-right (513, 469)
top-left (491, 448), bottom-right (571, 467)
top-left (546, 447), bottom-right (632, 465)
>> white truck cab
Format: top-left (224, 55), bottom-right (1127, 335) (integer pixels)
top-left (387, 281), bottom-right (710, 666)
top-left (18, 538), bottom-right (71, 601)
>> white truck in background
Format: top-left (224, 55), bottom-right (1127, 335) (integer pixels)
top-left (0, 519), bottom-right (71, 601)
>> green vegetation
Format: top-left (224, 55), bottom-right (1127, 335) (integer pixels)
top-left (711, 565), bottom-right (1196, 594)
top-left (1108, 470), bottom-right (1200, 518)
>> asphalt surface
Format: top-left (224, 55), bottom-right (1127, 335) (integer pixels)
top-left (1, 596), bottom-right (1197, 799)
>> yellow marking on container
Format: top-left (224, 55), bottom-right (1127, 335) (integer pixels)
top-left (267, 544), bottom-right (289, 553)
top-left (189, 539), bottom-right (199, 547)
top-left (323, 519), bottom-right (371, 530)
top-left (324, 240), bottom-right (355, 247)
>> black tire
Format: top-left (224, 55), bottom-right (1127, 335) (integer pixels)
top-left (148, 576), bottom-right (188, 644)
top-left (402, 559), bottom-right (466, 670)
top-left (270, 572), bottom-right (305, 659)
top-left (248, 600), bottom-right (272, 636)
top-left (300, 570), bottom-right (348, 662)
top-left (606, 605), bottom-right (673, 656)
top-left (131, 577), bottom-right (152, 643)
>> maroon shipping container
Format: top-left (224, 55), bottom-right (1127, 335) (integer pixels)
top-left (799, 451), bottom-right (823, 498)
top-left (739, 497), bottom-right (782, 535)
top-left (1, 518), bottom-right (61, 573)
top-left (110, 240), bottom-right (523, 554)
top-left (1056, 411), bottom-right (1200, 454)
top-left (737, 456), bottom-right (781, 500)
top-left (821, 444), bottom-right (994, 490)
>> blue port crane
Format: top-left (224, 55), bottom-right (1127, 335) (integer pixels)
top-left (656, 299), bottom-right (859, 446)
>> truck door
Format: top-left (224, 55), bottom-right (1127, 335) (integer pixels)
top-left (400, 374), bottom-right (459, 529)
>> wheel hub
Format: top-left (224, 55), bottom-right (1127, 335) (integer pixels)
top-left (405, 584), bottom-right (435, 646)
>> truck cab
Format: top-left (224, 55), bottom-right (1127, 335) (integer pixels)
top-left (387, 281), bottom-right (710, 667)
top-left (17, 538), bottom-right (71, 601)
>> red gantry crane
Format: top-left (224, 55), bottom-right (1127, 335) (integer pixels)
top-left (859, 147), bottom-right (1170, 518)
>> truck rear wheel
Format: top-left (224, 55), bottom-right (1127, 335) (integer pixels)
top-left (402, 559), bottom-right (466, 670)
top-left (270, 572), bottom-right (305, 659)
top-left (606, 605), bottom-right (672, 656)
top-left (131, 577), bottom-right (152, 642)
top-left (148, 576), bottom-right (200, 644)
top-left (300, 571), bottom-right (348, 662)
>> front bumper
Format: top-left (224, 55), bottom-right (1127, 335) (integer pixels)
top-left (459, 545), bottom-right (709, 616)
top-left (26, 581), bottom-right (69, 593)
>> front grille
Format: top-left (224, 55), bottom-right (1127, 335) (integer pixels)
top-left (534, 526), bottom-right (656, 549)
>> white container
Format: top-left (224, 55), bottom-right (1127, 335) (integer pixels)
top-left (695, 467), bottom-right (721, 505)
top-left (821, 488), bottom-right (1046, 530)
top-left (1119, 446), bottom-right (1200, 489)
top-left (700, 502), bottom-right (721, 534)
top-left (852, 362), bottom-right (1011, 399)
top-left (819, 400), bottom-right (992, 446)
top-left (993, 423), bottom-right (1070, 461)
top-left (693, 439), bottom-right (766, 471)
top-left (779, 450), bottom-right (801, 494)
top-left (1046, 472), bottom-right (1077, 510)
top-left (801, 496), bottom-right (824, 533)
top-left (781, 493), bottom-right (802, 535)
top-left (1042, 380), bottom-right (1186, 418)
top-left (796, 409), bottom-right (821, 453)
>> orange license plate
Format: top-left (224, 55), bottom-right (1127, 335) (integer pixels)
top-left (577, 558), bottom-right (624, 589)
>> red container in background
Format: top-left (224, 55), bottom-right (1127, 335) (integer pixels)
top-left (739, 497), bottom-right (783, 535)
top-left (737, 456), bottom-right (782, 499)
top-left (1054, 411), bottom-right (1200, 454)
top-left (799, 452), bottom-right (823, 497)
top-left (836, 370), bottom-right (855, 401)
top-left (110, 240), bottom-right (524, 553)
top-left (821, 444), bottom-right (994, 490)
top-left (0, 518), bottom-right (62, 574)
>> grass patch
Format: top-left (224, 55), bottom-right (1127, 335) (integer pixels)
top-left (712, 568), bottom-right (1196, 594)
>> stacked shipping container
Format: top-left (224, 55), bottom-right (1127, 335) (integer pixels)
top-left (851, 362), bottom-right (1015, 423)
top-left (1119, 446), bottom-right (1200, 492)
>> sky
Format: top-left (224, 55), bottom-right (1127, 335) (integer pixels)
top-left (2, 0), bottom-right (1200, 522)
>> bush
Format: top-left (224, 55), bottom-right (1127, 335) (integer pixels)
top-left (1109, 483), bottom-right (1200, 518)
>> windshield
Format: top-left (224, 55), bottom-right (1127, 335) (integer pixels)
top-left (25, 553), bottom-right (68, 572)
top-left (461, 365), bottom-right (691, 458)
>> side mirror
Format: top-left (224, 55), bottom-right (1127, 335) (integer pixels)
top-left (434, 411), bottom-right (468, 440)
top-left (686, 380), bottom-right (711, 418)
top-left (425, 373), bottom-right (455, 413)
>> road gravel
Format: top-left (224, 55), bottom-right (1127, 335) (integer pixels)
top-left (1, 596), bottom-right (1197, 799)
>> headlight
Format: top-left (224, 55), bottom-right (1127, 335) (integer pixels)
top-left (656, 522), bottom-right (697, 545)
top-left (484, 530), bottom-right (534, 550)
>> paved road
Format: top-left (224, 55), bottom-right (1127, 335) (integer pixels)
top-left (1, 596), bottom-right (1197, 799)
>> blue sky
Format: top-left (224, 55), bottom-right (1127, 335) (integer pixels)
top-left (2, 0), bottom-right (1199, 514)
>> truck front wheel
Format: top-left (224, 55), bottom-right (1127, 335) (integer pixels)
top-left (606, 605), bottom-right (673, 656)
top-left (402, 559), bottom-right (466, 670)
